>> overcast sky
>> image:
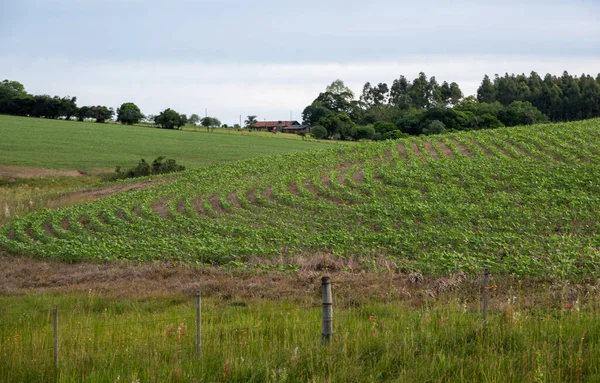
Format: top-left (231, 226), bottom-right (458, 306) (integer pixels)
top-left (1, 0), bottom-right (599, 125)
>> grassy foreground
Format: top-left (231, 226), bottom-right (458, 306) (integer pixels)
top-left (2, 292), bottom-right (599, 382)
top-left (0, 115), bottom-right (332, 170)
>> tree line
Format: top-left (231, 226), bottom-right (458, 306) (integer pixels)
top-left (0, 80), bottom-right (227, 130)
top-left (303, 71), bottom-right (600, 140)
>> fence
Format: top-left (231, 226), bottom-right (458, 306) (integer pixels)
top-left (2, 270), bottom-right (502, 368)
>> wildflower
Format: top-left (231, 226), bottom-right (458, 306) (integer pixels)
top-left (564, 303), bottom-right (572, 310)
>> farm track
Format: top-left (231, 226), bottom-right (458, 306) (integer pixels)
top-left (1, 120), bottom-right (599, 276)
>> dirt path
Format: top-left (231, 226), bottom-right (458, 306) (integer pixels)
top-left (47, 178), bottom-right (171, 208)
top-left (0, 165), bottom-right (107, 179)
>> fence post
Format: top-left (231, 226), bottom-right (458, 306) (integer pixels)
top-left (321, 276), bottom-right (333, 344)
top-left (196, 292), bottom-right (201, 358)
top-left (53, 305), bottom-right (58, 368)
top-left (482, 268), bottom-right (489, 326)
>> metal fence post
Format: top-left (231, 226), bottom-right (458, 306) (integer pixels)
top-left (196, 292), bottom-right (202, 358)
top-left (321, 276), bottom-right (333, 344)
top-left (53, 305), bottom-right (58, 368)
top-left (482, 268), bottom-right (489, 326)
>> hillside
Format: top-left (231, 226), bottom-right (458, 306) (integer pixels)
top-left (1, 119), bottom-right (599, 277)
top-left (0, 115), bottom-right (332, 170)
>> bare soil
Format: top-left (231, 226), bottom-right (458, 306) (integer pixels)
top-left (0, 165), bottom-right (107, 179)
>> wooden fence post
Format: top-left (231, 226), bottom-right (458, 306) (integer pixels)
top-left (321, 276), bottom-right (333, 344)
top-left (196, 292), bottom-right (202, 358)
top-left (53, 305), bottom-right (58, 368)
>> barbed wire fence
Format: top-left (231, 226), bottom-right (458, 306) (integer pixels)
top-left (2, 271), bottom-right (498, 371)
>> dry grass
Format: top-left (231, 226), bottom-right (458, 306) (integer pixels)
top-left (1, 255), bottom-right (596, 311)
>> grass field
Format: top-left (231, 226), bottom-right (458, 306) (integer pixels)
top-left (2, 288), bottom-right (600, 382)
top-left (1, 118), bottom-right (599, 277)
top-left (0, 115), bottom-right (333, 170)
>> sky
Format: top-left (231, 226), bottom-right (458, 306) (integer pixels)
top-left (1, 0), bottom-right (599, 125)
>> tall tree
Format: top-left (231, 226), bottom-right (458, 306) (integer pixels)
top-left (477, 74), bottom-right (495, 103)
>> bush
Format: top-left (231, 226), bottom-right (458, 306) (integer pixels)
top-left (310, 125), bottom-right (328, 139)
top-left (353, 125), bottom-right (375, 140)
top-left (422, 120), bottom-right (446, 135)
top-left (114, 156), bottom-right (185, 179)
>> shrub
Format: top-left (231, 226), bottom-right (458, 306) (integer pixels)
top-left (422, 120), bottom-right (446, 135)
top-left (114, 156), bottom-right (185, 179)
top-left (310, 125), bottom-right (328, 139)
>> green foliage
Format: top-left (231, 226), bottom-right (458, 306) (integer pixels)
top-left (498, 101), bottom-right (549, 126)
top-left (353, 125), bottom-right (376, 140)
top-left (310, 125), bottom-right (327, 139)
top-left (116, 102), bottom-right (143, 125)
top-left (319, 113), bottom-right (356, 140)
top-left (155, 108), bottom-right (185, 129)
top-left (422, 120), bottom-right (446, 135)
top-left (115, 156), bottom-right (185, 179)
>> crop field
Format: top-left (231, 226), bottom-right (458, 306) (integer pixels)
top-left (0, 115), bottom-right (331, 170)
top-left (1, 119), bottom-right (599, 277)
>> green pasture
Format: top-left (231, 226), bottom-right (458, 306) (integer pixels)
top-left (2, 293), bottom-right (600, 382)
top-left (0, 115), bottom-right (332, 170)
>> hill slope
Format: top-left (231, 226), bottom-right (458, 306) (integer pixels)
top-left (1, 119), bottom-right (599, 277)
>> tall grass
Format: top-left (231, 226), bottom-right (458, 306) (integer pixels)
top-left (2, 293), bottom-right (599, 382)
top-left (0, 177), bottom-right (101, 226)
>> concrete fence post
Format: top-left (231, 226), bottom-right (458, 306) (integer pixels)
top-left (321, 276), bottom-right (333, 344)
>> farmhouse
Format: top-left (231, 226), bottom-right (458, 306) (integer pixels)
top-left (254, 120), bottom-right (300, 132)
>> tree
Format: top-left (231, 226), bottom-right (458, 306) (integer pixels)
top-left (59, 96), bottom-right (78, 120)
top-left (88, 105), bottom-right (114, 123)
top-left (244, 115), bottom-right (258, 129)
top-left (477, 75), bottom-right (495, 103)
top-left (319, 113), bottom-right (356, 140)
top-left (155, 108), bottom-right (185, 129)
top-left (201, 116), bottom-right (221, 131)
top-left (189, 114), bottom-right (200, 126)
top-left (117, 102), bottom-right (143, 125)
top-left (390, 75), bottom-right (412, 110)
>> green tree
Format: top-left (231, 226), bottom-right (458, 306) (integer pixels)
top-left (189, 114), bottom-right (200, 126)
top-left (117, 102), bottom-right (143, 125)
top-left (155, 108), bottom-right (185, 129)
top-left (201, 116), bottom-right (221, 131)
